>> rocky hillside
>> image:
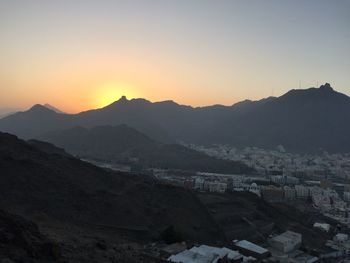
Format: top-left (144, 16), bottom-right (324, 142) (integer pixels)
top-left (0, 132), bottom-right (334, 261)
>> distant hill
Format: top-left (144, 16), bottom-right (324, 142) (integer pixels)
top-left (0, 101), bottom-right (173, 143)
top-left (0, 104), bottom-right (72, 139)
top-left (38, 125), bottom-right (253, 174)
top-left (1, 83), bottom-right (350, 153)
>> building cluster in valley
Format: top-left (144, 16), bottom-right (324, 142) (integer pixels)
top-left (149, 145), bottom-right (350, 262)
top-left (152, 169), bottom-right (350, 262)
top-left (160, 229), bottom-right (350, 262)
top-left (87, 143), bottom-right (350, 262)
top-left (184, 144), bottom-right (350, 181)
top-left (170, 144), bottom-right (350, 223)
top-left (153, 168), bottom-right (350, 225)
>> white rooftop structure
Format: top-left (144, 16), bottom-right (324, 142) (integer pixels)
top-left (313, 222), bottom-right (330, 232)
top-left (168, 245), bottom-right (243, 263)
top-left (190, 245), bottom-right (227, 258)
top-left (168, 249), bottom-right (218, 263)
top-left (234, 240), bottom-right (269, 254)
top-left (268, 231), bottom-right (302, 253)
top-left (334, 233), bottom-right (349, 242)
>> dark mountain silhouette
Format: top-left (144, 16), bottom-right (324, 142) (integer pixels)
top-left (220, 83), bottom-right (350, 152)
top-left (38, 125), bottom-right (253, 174)
top-left (0, 104), bottom-right (72, 139)
top-left (0, 83), bottom-right (349, 152)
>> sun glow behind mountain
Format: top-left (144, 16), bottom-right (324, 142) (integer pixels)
top-left (0, 1), bottom-right (349, 113)
top-left (94, 81), bottom-right (139, 108)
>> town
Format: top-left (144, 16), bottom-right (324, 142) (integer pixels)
top-left (85, 143), bottom-right (350, 262)
top-left (146, 144), bottom-right (350, 262)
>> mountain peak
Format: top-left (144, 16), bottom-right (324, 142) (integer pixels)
top-left (28, 104), bottom-right (57, 114)
top-left (43, 104), bottom-right (64, 114)
top-left (319, 83), bottom-right (333, 91)
top-left (29, 104), bottom-right (49, 111)
top-left (119, 95), bottom-right (128, 102)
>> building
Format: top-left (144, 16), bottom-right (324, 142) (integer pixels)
top-left (313, 222), bottom-right (330, 232)
top-left (343, 191), bottom-right (350, 202)
top-left (284, 186), bottom-right (296, 200)
top-left (333, 233), bottom-right (348, 243)
top-left (295, 185), bottom-right (310, 198)
top-left (168, 244), bottom-right (244, 263)
top-left (207, 182), bottom-right (227, 193)
top-left (226, 178), bottom-right (233, 192)
top-left (194, 178), bottom-right (205, 191)
top-left (249, 183), bottom-right (261, 197)
top-left (268, 231), bottom-right (302, 253)
top-left (271, 175), bottom-right (285, 185)
top-left (168, 249), bottom-right (218, 263)
top-left (232, 177), bottom-right (244, 189)
top-left (233, 240), bottom-right (270, 260)
top-left (272, 175), bottom-right (300, 185)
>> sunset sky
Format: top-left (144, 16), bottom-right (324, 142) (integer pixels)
top-left (1, 0), bottom-right (349, 113)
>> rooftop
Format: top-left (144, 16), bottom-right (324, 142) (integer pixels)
top-left (234, 240), bottom-right (269, 254)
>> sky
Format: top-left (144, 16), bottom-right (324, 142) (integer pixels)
top-left (0, 0), bottom-right (349, 113)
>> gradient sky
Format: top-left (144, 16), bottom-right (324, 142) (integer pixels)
top-left (0, 0), bottom-right (349, 113)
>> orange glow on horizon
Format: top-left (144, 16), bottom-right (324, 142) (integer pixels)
top-left (92, 81), bottom-right (140, 109)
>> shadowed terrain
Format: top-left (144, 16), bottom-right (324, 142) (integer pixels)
top-left (0, 132), bottom-right (335, 261)
top-left (38, 125), bottom-right (253, 174)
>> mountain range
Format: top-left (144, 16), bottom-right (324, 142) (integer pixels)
top-left (38, 125), bottom-right (252, 174)
top-left (0, 83), bottom-right (349, 153)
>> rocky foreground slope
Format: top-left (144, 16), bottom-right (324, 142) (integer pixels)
top-left (0, 132), bottom-right (333, 262)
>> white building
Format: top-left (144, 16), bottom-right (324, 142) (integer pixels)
top-left (313, 222), bottom-right (330, 232)
top-left (207, 182), bottom-right (227, 193)
top-left (271, 175), bottom-right (285, 185)
top-left (194, 178), bottom-right (205, 191)
top-left (344, 191), bottom-right (350, 202)
top-left (249, 183), bottom-right (261, 197)
top-left (284, 186), bottom-right (296, 200)
top-left (168, 245), bottom-right (244, 263)
top-left (333, 233), bottom-right (348, 243)
top-left (268, 231), bottom-right (302, 253)
top-left (295, 185), bottom-right (310, 198)
top-left (232, 179), bottom-right (243, 189)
